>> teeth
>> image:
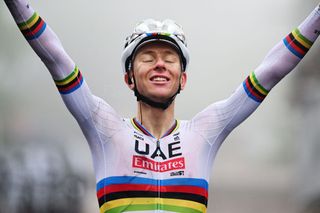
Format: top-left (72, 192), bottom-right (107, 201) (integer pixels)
top-left (152, 77), bottom-right (167, 82)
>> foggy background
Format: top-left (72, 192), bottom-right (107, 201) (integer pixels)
top-left (1, 0), bottom-right (320, 212)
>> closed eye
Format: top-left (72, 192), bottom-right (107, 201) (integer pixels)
top-left (143, 59), bottom-right (154, 63)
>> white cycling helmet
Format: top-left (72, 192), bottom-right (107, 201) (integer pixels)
top-left (121, 19), bottom-right (190, 73)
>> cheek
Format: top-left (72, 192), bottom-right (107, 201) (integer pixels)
top-left (173, 67), bottom-right (183, 78)
top-left (132, 65), bottom-right (142, 80)
top-left (133, 62), bottom-right (147, 75)
top-left (173, 62), bottom-right (183, 73)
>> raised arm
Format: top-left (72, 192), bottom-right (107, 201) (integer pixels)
top-left (255, 4), bottom-right (320, 90)
top-left (4, 0), bottom-right (74, 80)
top-left (4, 0), bottom-right (100, 122)
top-left (192, 4), bottom-right (320, 145)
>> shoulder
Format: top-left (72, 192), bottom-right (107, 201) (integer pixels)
top-left (91, 96), bottom-right (128, 130)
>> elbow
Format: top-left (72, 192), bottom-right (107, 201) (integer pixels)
top-left (256, 53), bottom-right (299, 89)
top-left (39, 43), bottom-right (67, 66)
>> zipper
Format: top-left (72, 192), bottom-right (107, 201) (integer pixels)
top-left (156, 139), bottom-right (161, 212)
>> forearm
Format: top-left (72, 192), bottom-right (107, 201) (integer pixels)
top-left (4, 0), bottom-right (74, 80)
top-left (4, 0), bottom-right (99, 122)
top-left (255, 4), bottom-right (320, 90)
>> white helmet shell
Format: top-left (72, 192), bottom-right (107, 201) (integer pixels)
top-left (121, 19), bottom-right (190, 73)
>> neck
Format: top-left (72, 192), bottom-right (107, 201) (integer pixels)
top-left (136, 101), bottom-right (175, 139)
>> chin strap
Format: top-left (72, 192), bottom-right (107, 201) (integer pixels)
top-left (133, 84), bottom-right (181, 110)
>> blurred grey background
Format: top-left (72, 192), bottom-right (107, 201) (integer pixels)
top-left (1, 0), bottom-right (320, 212)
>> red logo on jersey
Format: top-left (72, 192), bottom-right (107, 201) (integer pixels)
top-left (132, 155), bottom-right (185, 172)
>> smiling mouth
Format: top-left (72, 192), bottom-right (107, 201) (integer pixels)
top-left (150, 76), bottom-right (169, 82)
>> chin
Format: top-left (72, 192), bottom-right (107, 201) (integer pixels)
top-left (149, 93), bottom-right (175, 102)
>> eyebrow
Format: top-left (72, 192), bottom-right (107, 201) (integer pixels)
top-left (139, 50), bottom-right (155, 55)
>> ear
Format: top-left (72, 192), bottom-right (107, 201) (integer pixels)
top-left (124, 71), bottom-right (135, 90)
top-left (180, 72), bottom-right (187, 90)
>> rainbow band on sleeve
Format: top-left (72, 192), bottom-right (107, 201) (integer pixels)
top-left (18, 12), bottom-right (47, 40)
top-left (97, 176), bottom-right (208, 213)
top-left (283, 28), bottom-right (313, 59)
top-left (54, 66), bottom-right (84, 94)
top-left (243, 72), bottom-right (269, 103)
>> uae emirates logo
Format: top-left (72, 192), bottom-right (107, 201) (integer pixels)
top-left (132, 155), bottom-right (185, 172)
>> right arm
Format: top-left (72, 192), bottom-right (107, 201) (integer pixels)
top-left (4, 0), bottom-right (98, 122)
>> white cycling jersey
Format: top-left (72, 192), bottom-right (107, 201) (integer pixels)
top-left (63, 70), bottom-right (266, 213)
top-left (4, 0), bottom-right (320, 212)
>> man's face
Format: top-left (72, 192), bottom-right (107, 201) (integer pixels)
top-left (127, 42), bottom-right (187, 103)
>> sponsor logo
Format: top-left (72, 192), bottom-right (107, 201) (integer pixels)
top-left (134, 134), bottom-right (144, 141)
top-left (135, 140), bottom-right (182, 160)
top-left (170, 171), bottom-right (185, 177)
top-left (134, 170), bottom-right (147, 175)
top-left (132, 155), bottom-right (185, 172)
top-left (173, 132), bottom-right (180, 141)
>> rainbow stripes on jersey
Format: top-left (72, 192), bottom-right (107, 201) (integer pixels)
top-left (243, 72), bottom-right (269, 103)
top-left (283, 28), bottom-right (313, 59)
top-left (131, 118), bottom-right (179, 138)
top-left (97, 176), bottom-right (208, 213)
top-left (18, 12), bottom-right (47, 40)
top-left (54, 66), bottom-right (84, 94)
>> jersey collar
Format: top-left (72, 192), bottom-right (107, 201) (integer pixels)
top-left (131, 118), bottom-right (179, 139)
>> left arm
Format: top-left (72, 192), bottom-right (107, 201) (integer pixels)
top-left (192, 4), bottom-right (320, 145)
top-left (255, 4), bottom-right (320, 90)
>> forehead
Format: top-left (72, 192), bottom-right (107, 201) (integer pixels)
top-left (134, 41), bottom-right (180, 56)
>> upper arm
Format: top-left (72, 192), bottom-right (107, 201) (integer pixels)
top-left (191, 73), bottom-right (267, 145)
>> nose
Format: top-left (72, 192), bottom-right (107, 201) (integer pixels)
top-left (154, 57), bottom-right (166, 71)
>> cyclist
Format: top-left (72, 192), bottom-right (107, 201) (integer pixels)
top-left (4, 0), bottom-right (320, 212)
